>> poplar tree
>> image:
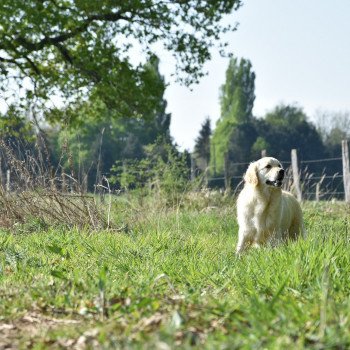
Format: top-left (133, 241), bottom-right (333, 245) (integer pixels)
top-left (210, 57), bottom-right (256, 173)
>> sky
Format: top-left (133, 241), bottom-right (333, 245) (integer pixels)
top-left (161, 0), bottom-right (350, 151)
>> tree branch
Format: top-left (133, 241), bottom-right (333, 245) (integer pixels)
top-left (0, 46), bottom-right (41, 76)
top-left (54, 43), bottom-right (74, 64)
top-left (0, 56), bottom-right (17, 64)
top-left (15, 11), bottom-right (129, 53)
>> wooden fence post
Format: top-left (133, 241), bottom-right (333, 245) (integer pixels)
top-left (82, 172), bottom-right (88, 193)
top-left (342, 140), bottom-right (350, 203)
top-left (62, 172), bottom-right (67, 192)
top-left (224, 152), bottom-right (231, 192)
top-left (6, 170), bottom-right (10, 193)
top-left (315, 183), bottom-right (320, 202)
top-left (291, 149), bottom-right (302, 202)
top-left (190, 153), bottom-right (195, 182)
top-left (212, 142), bottom-right (217, 176)
top-left (0, 158), bottom-right (2, 189)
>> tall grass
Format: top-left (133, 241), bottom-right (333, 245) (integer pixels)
top-left (0, 138), bottom-right (108, 230)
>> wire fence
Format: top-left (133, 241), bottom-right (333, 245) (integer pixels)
top-left (1, 138), bottom-right (349, 202)
top-left (205, 145), bottom-right (350, 202)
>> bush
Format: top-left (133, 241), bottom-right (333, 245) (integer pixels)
top-left (110, 139), bottom-right (192, 205)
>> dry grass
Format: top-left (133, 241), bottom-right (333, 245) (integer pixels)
top-left (0, 138), bottom-right (108, 230)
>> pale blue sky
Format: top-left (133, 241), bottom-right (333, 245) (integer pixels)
top-left (163, 0), bottom-right (350, 151)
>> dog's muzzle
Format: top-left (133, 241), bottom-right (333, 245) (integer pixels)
top-left (266, 169), bottom-right (285, 188)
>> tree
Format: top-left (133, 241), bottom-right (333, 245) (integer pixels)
top-left (0, 106), bottom-right (37, 180)
top-left (219, 104), bottom-right (329, 188)
top-left (0, 0), bottom-right (242, 121)
top-left (220, 57), bottom-right (255, 123)
top-left (225, 121), bottom-right (258, 187)
top-left (48, 56), bottom-right (173, 188)
top-left (261, 105), bottom-right (327, 173)
top-left (210, 57), bottom-right (256, 173)
top-left (193, 117), bottom-right (211, 173)
top-left (110, 138), bottom-right (191, 203)
top-left (265, 104), bottom-right (307, 128)
top-left (313, 110), bottom-right (350, 159)
top-left (0, 105), bottom-right (35, 144)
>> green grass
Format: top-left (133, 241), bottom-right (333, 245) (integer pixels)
top-left (0, 196), bottom-right (349, 349)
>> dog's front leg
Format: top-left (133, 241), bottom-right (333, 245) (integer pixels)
top-left (236, 229), bottom-right (254, 254)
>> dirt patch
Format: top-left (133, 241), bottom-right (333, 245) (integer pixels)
top-left (0, 312), bottom-right (81, 349)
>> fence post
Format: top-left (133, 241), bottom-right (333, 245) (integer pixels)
top-left (342, 140), bottom-right (350, 203)
top-left (315, 183), bottom-right (320, 202)
top-left (61, 172), bottom-right (67, 192)
top-left (0, 158), bottom-right (2, 189)
top-left (212, 142), bottom-right (217, 176)
top-left (83, 172), bottom-right (88, 193)
top-left (224, 152), bottom-right (231, 192)
top-left (261, 149), bottom-right (267, 158)
top-left (6, 169), bottom-right (10, 193)
top-left (291, 149), bottom-right (302, 202)
top-left (190, 153), bottom-right (195, 182)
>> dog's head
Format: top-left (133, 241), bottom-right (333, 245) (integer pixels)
top-left (244, 157), bottom-right (285, 188)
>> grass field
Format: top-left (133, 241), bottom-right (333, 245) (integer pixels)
top-left (0, 194), bottom-right (349, 349)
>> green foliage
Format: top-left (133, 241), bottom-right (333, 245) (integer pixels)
top-left (0, 105), bottom-right (35, 143)
top-left (313, 110), bottom-right (350, 162)
top-left (111, 158), bottom-right (152, 190)
top-left (46, 57), bottom-right (172, 187)
top-left (210, 102), bottom-right (330, 182)
top-left (110, 139), bottom-right (190, 204)
top-left (0, 0), bottom-right (241, 119)
top-left (225, 121), bottom-right (260, 176)
top-left (220, 57), bottom-right (255, 123)
top-left (252, 136), bottom-right (270, 155)
top-left (265, 104), bottom-right (307, 127)
top-left (261, 104), bottom-right (326, 163)
top-left (211, 57), bottom-right (256, 174)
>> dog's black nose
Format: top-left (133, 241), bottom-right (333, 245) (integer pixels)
top-left (278, 169), bottom-right (285, 180)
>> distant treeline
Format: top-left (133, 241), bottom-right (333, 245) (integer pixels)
top-left (0, 57), bottom-right (349, 192)
top-left (193, 58), bottom-right (350, 183)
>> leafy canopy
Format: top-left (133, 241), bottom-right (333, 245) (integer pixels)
top-left (262, 104), bottom-right (326, 163)
top-left (0, 0), bottom-right (241, 119)
top-left (48, 57), bottom-right (172, 187)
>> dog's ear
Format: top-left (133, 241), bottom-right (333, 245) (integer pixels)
top-left (244, 162), bottom-right (259, 186)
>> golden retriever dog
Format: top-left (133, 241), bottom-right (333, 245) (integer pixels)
top-left (236, 157), bottom-right (305, 253)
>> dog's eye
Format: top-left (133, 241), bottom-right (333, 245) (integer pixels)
top-left (265, 164), bottom-right (272, 169)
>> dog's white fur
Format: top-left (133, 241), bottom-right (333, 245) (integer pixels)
top-left (236, 157), bottom-right (305, 253)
